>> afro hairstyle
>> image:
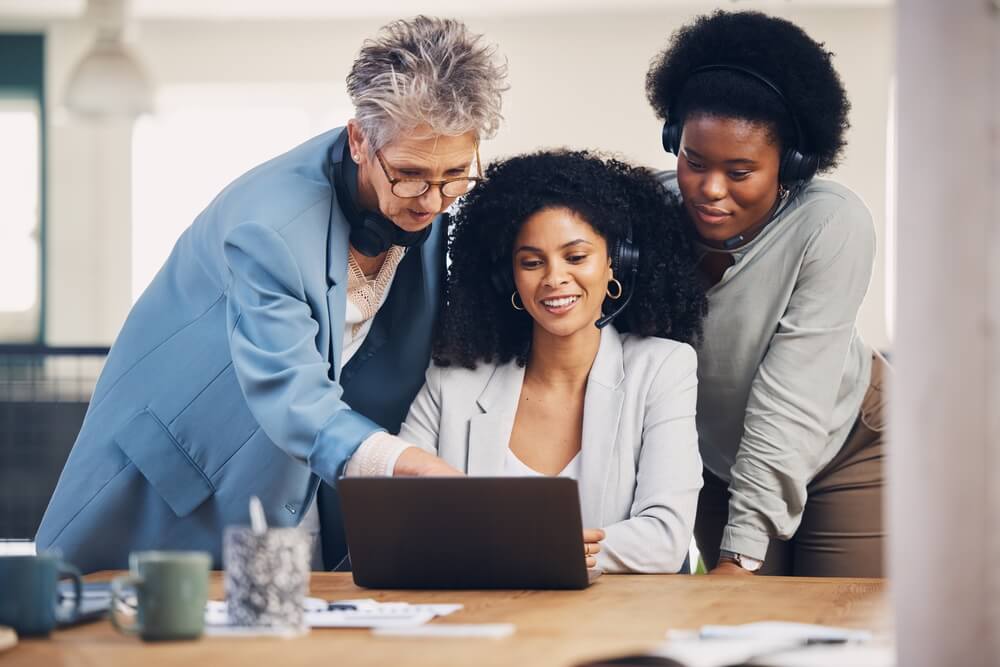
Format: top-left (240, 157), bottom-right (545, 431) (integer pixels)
top-left (433, 149), bottom-right (707, 369)
top-left (645, 10), bottom-right (850, 173)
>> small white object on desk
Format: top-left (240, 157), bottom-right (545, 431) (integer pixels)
top-left (205, 597), bottom-right (462, 631)
top-left (656, 622), bottom-right (883, 667)
top-left (373, 623), bottom-right (516, 639)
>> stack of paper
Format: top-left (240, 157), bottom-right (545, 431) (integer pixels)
top-left (203, 597), bottom-right (462, 634)
top-left (653, 622), bottom-right (891, 667)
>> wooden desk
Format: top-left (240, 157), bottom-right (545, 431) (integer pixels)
top-left (6, 573), bottom-right (889, 667)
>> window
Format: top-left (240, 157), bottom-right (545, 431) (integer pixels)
top-left (131, 84), bottom-right (344, 301)
top-left (0, 35), bottom-right (45, 342)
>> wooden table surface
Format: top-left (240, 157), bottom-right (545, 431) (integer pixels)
top-left (5, 572), bottom-right (890, 667)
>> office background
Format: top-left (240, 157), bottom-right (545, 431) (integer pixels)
top-left (0, 0), bottom-right (893, 351)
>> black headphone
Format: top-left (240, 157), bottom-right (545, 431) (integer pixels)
top-left (661, 63), bottom-right (819, 188)
top-left (330, 131), bottom-right (431, 257)
top-left (490, 219), bottom-right (640, 330)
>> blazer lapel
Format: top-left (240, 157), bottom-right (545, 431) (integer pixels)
top-left (467, 361), bottom-right (525, 476)
top-left (578, 326), bottom-right (626, 528)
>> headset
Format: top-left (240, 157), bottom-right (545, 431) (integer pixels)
top-left (329, 131), bottom-right (431, 257)
top-left (490, 219), bottom-right (640, 330)
top-left (661, 63), bottom-right (819, 189)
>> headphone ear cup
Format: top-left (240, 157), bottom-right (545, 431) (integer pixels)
top-left (610, 238), bottom-right (640, 285)
top-left (350, 213), bottom-right (395, 257)
top-left (779, 148), bottom-right (819, 188)
top-left (662, 122), bottom-right (682, 156)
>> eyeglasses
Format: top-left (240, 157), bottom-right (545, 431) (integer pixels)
top-left (374, 148), bottom-right (483, 198)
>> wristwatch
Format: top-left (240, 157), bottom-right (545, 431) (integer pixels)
top-left (718, 549), bottom-right (763, 572)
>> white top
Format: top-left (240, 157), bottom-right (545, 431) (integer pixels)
top-left (503, 448), bottom-right (581, 479)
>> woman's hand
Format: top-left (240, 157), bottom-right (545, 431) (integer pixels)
top-left (583, 528), bottom-right (606, 569)
top-left (392, 446), bottom-right (464, 477)
top-left (708, 560), bottom-right (754, 576)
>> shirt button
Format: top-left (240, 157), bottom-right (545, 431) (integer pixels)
top-left (284, 504), bottom-right (297, 515)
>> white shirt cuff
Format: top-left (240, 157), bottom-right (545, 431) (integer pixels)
top-left (344, 432), bottom-right (411, 477)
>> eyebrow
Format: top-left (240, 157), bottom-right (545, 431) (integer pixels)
top-left (683, 147), bottom-right (758, 166)
top-left (515, 239), bottom-right (594, 253)
top-left (391, 159), bottom-right (471, 174)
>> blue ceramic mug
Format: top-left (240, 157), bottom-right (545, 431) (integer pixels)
top-left (0, 554), bottom-right (82, 636)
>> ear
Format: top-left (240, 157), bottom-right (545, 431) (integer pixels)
top-left (346, 119), bottom-right (368, 163)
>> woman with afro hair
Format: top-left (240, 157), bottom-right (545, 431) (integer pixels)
top-left (646, 10), bottom-right (887, 577)
top-left (392, 150), bottom-right (708, 573)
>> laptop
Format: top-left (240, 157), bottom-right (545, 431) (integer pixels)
top-left (337, 477), bottom-right (602, 590)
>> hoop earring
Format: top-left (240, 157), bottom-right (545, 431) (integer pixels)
top-left (778, 184), bottom-right (788, 200)
top-left (606, 279), bottom-right (623, 300)
top-left (511, 291), bottom-right (525, 311)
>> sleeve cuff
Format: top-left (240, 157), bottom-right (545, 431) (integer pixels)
top-left (344, 432), bottom-right (412, 477)
top-left (309, 409), bottom-right (383, 486)
top-left (720, 525), bottom-right (771, 562)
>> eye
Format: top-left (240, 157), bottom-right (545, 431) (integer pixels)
top-left (566, 254), bottom-right (588, 263)
top-left (399, 170), bottom-right (422, 178)
top-left (729, 170), bottom-right (752, 180)
top-left (519, 259), bottom-right (543, 269)
top-left (684, 156), bottom-right (705, 171)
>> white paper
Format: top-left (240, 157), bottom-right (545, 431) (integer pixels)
top-left (206, 598), bottom-right (461, 630)
top-left (696, 621), bottom-right (873, 643)
top-left (373, 623), bottom-right (516, 639)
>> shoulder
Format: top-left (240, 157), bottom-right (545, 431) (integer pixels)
top-left (655, 170), bottom-right (680, 198)
top-left (785, 179), bottom-right (875, 261)
top-left (792, 179), bottom-right (872, 229)
top-left (211, 128), bottom-right (344, 238)
top-left (621, 335), bottom-right (697, 383)
top-left (426, 359), bottom-right (503, 394)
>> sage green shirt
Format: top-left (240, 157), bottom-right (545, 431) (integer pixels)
top-left (660, 172), bottom-right (875, 561)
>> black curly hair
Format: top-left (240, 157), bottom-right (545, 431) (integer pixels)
top-left (433, 150), bottom-right (707, 369)
top-left (645, 10), bottom-right (850, 173)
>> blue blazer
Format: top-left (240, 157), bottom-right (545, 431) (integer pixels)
top-left (35, 128), bottom-right (446, 573)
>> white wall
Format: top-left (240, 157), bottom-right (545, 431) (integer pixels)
top-left (36, 4), bottom-right (893, 347)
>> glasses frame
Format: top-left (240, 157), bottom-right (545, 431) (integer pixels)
top-left (374, 147), bottom-right (483, 199)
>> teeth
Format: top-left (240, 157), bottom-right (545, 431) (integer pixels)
top-left (542, 296), bottom-right (579, 308)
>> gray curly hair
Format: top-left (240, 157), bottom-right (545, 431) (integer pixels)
top-left (347, 16), bottom-right (508, 152)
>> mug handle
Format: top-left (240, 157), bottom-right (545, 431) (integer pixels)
top-left (53, 561), bottom-right (83, 625)
top-left (110, 574), bottom-right (143, 636)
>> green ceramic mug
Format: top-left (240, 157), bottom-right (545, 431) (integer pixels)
top-left (0, 553), bottom-right (82, 636)
top-left (111, 551), bottom-right (210, 641)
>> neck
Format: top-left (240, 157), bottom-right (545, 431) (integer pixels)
top-left (349, 245), bottom-right (387, 276)
top-left (525, 323), bottom-right (602, 389)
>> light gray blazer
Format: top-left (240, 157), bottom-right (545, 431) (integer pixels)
top-left (399, 326), bottom-right (703, 573)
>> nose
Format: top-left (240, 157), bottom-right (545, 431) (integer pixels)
top-left (417, 185), bottom-right (444, 214)
top-left (542, 261), bottom-right (570, 288)
top-left (700, 170), bottom-right (727, 202)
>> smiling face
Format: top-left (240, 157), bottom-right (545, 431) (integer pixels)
top-left (348, 120), bottom-right (479, 232)
top-left (676, 114), bottom-right (782, 245)
top-left (512, 207), bottom-right (613, 339)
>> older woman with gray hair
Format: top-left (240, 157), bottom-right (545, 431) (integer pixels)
top-left (36, 15), bottom-right (507, 573)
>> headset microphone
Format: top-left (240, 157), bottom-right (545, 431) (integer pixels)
top-left (594, 258), bottom-right (638, 329)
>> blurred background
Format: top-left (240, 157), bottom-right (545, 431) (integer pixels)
top-left (0, 0), bottom-right (894, 541)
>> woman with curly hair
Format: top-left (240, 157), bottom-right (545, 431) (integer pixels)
top-left (391, 150), bottom-right (708, 573)
top-left (645, 10), bottom-right (887, 577)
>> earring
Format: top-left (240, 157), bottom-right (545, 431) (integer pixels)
top-left (511, 291), bottom-right (525, 311)
top-left (778, 184), bottom-right (789, 200)
top-left (352, 154), bottom-right (360, 162)
top-left (606, 279), bottom-right (623, 300)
